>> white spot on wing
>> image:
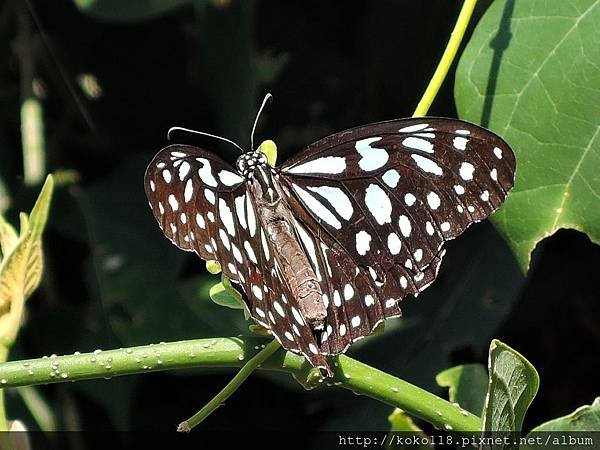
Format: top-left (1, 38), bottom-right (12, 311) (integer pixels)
top-left (403, 137), bottom-right (434, 153)
top-left (168, 194), bottom-right (179, 211)
top-left (218, 198), bottom-right (236, 236)
top-left (387, 232), bottom-right (402, 255)
top-left (184, 178), bottom-right (194, 202)
top-left (178, 161), bottom-right (191, 180)
top-left (293, 184), bottom-right (342, 229)
top-left (493, 147), bottom-right (503, 159)
top-left (399, 215), bottom-right (411, 237)
top-left (307, 185), bottom-right (353, 220)
top-left (453, 136), bottom-right (468, 150)
top-left (411, 154), bottom-right (443, 176)
top-left (286, 157), bottom-right (346, 174)
top-left (244, 241), bottom-right (258, 264)
top-left (398, 123), bottom-right (429, 133)
top-left (204, 189), bottom-right (216, 204)
top-left (162, 170), bottom-right (172, 183)
top-left (426, 192), bottom-right (441, 210)
top-left (235, 195), bottom-right (247, 229)
top-left (382, 169), bottom-right (400, 188)
top-left (355, 230), bottom-right (372, 255)
top-left (365, 184), bottom-right (392, 225)
top-left (344, 284), bottom-right (354, 300)
top-left (196, 158), bottom-right (218, 187)
top-left (355, 137), bottom-right (388, 171)
top-left (459, 162), bottom-right (475, 181)
top-left (404, 193), bottom-right (416, 206)
top-left (218, 170), bottom-right (243, 186)
top-left (295, 222), bottom-right (321, 281)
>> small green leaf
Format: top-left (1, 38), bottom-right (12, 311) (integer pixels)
top-left (482, 340), bottom-right (539, 446)
top-left (257, 140), bottom-right (278, 167)
top-left (387, 408), bottom-right (432, 449)
top-left (528, 397), bottom-right (600, 433)
top-left (436, 363), bottom-right (488, 416)
top-left (209, 276), bottom-right (245, 312)
top-left (73, 0), bottom-right (191, 22)
top-left (0, 175), bottom-right (54, 350)
top-left (455, 0), bottom-right (600, 270)
top-left (0, 216), bottom-right (18, 262)
top-left (206, 260), bottom-right (221, 274)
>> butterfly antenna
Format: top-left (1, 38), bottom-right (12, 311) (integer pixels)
top-left (250, 93), bottom-right (273, 151)
top-left (167, 127), bottom-right (245, 153)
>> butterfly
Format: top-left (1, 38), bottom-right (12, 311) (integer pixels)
top-left (144, 102), bottom-right (515, 376)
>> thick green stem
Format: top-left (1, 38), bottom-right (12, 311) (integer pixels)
top-left (0, 337), bottom-right (481, 432)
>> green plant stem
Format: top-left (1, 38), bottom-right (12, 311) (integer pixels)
top-left (0, 337), bottom-right (482, 433)
top-left (178, 339), bottom-right (281, 432)
top-left (412, 0), bottom-right (478, 117)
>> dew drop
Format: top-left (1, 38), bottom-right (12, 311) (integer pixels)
top-left (444, 424), bottom-right (453, 431)
top-left (126, 349), bottom-right (133, 354)
top-left (391, 387), bottom-right (399, 393)
top-left (238, 354), bottom-right (245, 361)
top-left (60, 373), bottom-right (68, 379)
top-left (1, 379), bottom-right (7, 385)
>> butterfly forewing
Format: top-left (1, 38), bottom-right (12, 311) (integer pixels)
top-left (279, 118), bottom-right (514, 354)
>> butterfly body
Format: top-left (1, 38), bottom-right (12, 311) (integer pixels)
top-left (145, 117), bottom-right (516, 376)
top-left (243, 156), bottom-right (328, 332)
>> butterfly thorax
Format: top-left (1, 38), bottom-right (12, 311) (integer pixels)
top-left (242, 151), bottom-right (327, 331)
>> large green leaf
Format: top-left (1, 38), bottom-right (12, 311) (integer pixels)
top-left (482, 340), bottom-right (539, 447)
top-left (529, 397), bottom-right (600, 433)
top-left (455, 0), bottom-right (600, 270)
top-left (436, 363), bottom-right (488, 416)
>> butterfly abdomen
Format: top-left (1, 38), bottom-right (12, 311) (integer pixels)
top-left (254, 176), bottom-right (328, 332)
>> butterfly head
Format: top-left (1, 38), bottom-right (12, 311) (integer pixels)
top-left (236, 151), bottom-right (268, 178)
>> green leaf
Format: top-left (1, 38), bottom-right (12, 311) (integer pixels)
top-left (206, 260), bottom-right (222, 274)
top-left (209, 278), bottom-right (245, 312)
top-left (73, 0), bottom-right (191, 22)
top-left (528, 397), bottom-right (600, 433)
top-left (436, 363), bottom-right (488, 416)
top-left (0, 217), bottom-right (18, 262)
top-left (387, 408), bottom-right (432, 449)
top-left (482, 340), bottom-right (539, 445)
top-left (0, 175), bottom-right (54, 350)
top-left (455, 0), bottom-right (600, 270)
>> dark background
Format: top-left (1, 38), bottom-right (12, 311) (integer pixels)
top-left (0, 0), bottom-right (598, 444)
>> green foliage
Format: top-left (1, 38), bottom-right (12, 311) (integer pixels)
top-left (455, 0), bottom-right (600, 270)
top-left (482, 340), bottom-right (539, 446)
top-left (436, 363), bottom-right (488, 416)
top-left (73, 0), bottom-right (191, 22)
top-left (528, 397), bottom-right (600, 433)
top-left (0, 176), bottom-right (53, 352)
top-left (387, 409), bottom-right (432, 449)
